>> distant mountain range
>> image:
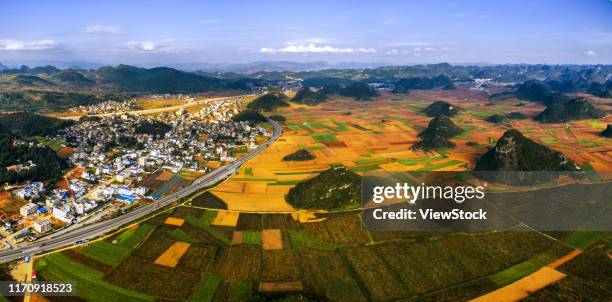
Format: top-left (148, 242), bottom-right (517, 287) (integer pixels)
top-left (2, 62), bottom-right (611, 113)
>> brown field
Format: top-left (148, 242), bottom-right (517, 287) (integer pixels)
top-left (259, 281), bottom-right (303, 292)
top-left (163, 217), bottom-right (185, 227)
top-left (262, 229), bottom-right (283, 250)
top-left (260, 249), bottom-right (300, 282)
top-left (211, 245), bottom-right (261, 281)
top-left (153, 241), bottom-right (191, 268)
top-left (0, 191), bottom-right (26, 217)
top-left (231, 231), bottom-right (243, 245)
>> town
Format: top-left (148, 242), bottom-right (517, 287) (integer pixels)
top-left (1, 96), bottom-right (269, 247)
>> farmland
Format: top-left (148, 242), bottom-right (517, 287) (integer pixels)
top-left (33, 201), bottom-right (610, 301)
top-left (32, 89), bottom-right (611, 301)
top-left (209, 89), bottom-right (611, 212)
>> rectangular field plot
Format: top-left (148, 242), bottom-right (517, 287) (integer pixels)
top-left (296, 249), bottom-right (368, 302)
top-left (153, 241), bottom-right (191, 267)
top-left (211, 245), bottom-right (261, 281)
top-left (78, 240), bottom-right (132, 266)
top-left (343, 246), bottom-right (411, 300)
top-left (103, 256), bottom-right (200, 300)
top-left (37, 253), bottom-right (155, 302)
top-left (260, 249), bottom-right (301, 283)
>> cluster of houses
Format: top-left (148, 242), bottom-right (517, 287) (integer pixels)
top-left (69, 99), bottom-right (139, 114)
top-left (4, 97), bottom-right (269, 243)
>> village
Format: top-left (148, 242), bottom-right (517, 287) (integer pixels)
top-left (1, 96), bottom-right (268, 247)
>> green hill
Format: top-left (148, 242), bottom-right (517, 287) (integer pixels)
top-left (515, 80), bottom-right (570, 106)
top-left (285, 167), bottom-right (361, 210)
top-left (393, 75), bottom-right (454, 93)
top-left (246, 93), bottom-right (290, 111)
top-left (601, 124), bottom-right (612, 138)
top-left (0, 112), bottom-right (74, 137)
top-left (588, 80), bottom-right (612, 98)
top-left (412, 115), bottom-right (463, 150)
top-left (232, 110), bottom-right (267, 123)
top-left (486, 112), bottom-right (527, 123)
top-left (282, 149), bottom-right (316, 161)
top-left (422, 101), bottom-right (460, 117)
top-left (55, 69), bottom-right (94, 85)
top-left (134, 120), bottom-right (172, 136)
top-left (340, 82), bottom-right (379, 101)
top-left (95, 65), bottom-right (227, 93)
top-left (475, 129), bottom-right (579, 171)
top-left (535, 97), bottom-right (606, 123)
top-left (291, 87), bottom-right (327, 105)
top-left (14, 75), bottom-right (54, 87)
top-left (0, 129), bottom-right (68, 185)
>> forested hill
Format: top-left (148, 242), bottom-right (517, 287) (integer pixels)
top-left (0, 129), bottom-right (68, 185)
top-left (0, 112), bottom-right (74, 137)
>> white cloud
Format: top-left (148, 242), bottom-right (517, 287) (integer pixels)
top-left (261, 44), bottom-right (376, 54)
top-left (0, 39), bottom-right (57, 50)
top-left (84, 25), bottom-right (122, 34)
top-left (125, 41), bottom-right (167, 52)
top-left (200, 19), bottom-right (219, 24)
top-left (585, 50), bottom-right (597, 56)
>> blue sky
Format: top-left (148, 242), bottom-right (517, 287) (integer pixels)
top-left (1, 0), bottom-right (611, 66)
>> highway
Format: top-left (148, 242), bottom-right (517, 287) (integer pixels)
top-left (0, 118), bottom-right (281, 263)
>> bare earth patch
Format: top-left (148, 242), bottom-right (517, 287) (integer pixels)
top-left (262, 229), bottom-right (283, 250)
top-left (232, 231), bottom-right (243, 245)
top-left (258, 281), bottom-right (303, 292)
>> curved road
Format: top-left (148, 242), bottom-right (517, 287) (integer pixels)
top-left (0, 118), bottom-right (281, 263)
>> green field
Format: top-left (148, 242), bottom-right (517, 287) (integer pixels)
top-left (115, 224), bottom-right (155, 249)
top-left (188, 274), bottom-right (223, 302)
top-left (186, 210), bottom-right (231, 245)
top-left (288, 229), bottom-right (336, 251)
top-left (397, 155), bottom-right (446, 166)
top-left (563, 231), bottom-right (611, 250)
top-left (37, 253), bottom-right (155, 302)
top-left (168, 228), bottom-right (195, 243)
top-left (416, 159), bottom-right (463, 171)
top-left (310, 132), bottom-right (338, 143)
top-left (33, 136), bottom-right (64, 151)
top-left (349, 164), bottom-right (381, 172)
top-left (241, 231), bottom-right (262, 245)
top-left (228, 281), bottom-right (252, 302)
top-left (79, 240), bottom-right (132, 266)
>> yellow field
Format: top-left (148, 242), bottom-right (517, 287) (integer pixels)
top-left (153, 241), bottom-right (191, 268)
top-left (212, 211), bottom-right (240, 226)
top-left (135, 97), bottom-right (188, 110)
top-left (470, 267), bottom-right (566, 302)
top-left (163, 217), bottom-right (185, 227)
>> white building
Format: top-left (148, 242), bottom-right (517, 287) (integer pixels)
top-left (53, 205), bottom-right (74, 223)
top-left (20, 203), bottom-right (38, 217)
top-left (33, 219), bottom-right (52, 233)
